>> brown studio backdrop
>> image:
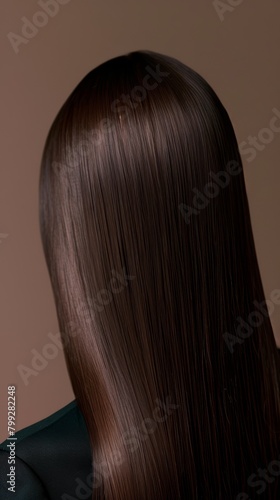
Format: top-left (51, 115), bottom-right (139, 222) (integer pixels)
top-left (0, 0), bottom-right (280, 442)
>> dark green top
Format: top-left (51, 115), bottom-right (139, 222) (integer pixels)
top-left (1, 348), bottom-right (280, 499)
top-left (0, 400), bottom-right (93, 499)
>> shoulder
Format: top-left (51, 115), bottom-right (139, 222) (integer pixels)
top-left (0, 399), bottom-right (82, 449)
top-left (0, 399), bottom-right (92, 499)
top-left (0, 451), bottom-right (49, 499)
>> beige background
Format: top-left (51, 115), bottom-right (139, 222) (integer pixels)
top-left (1, 0), bottom-right (280, 442)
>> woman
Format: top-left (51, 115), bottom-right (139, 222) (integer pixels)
top-left (1, 50), bottom-right (279, 499)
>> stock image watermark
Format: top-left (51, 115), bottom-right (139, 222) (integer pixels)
top-left (17, 267), bottom-right (135, 385)
top-left (178, 159), bottom-right (242, 225)
top-left (236, 453), bottom-right (280, 499)
top-left (4, 386), bottom-right (17, 493)
top-left (61, 395), bottom-right (180, 499)
top-left (213, 0), bottom-right (245, 22)
top-left (77, 267), bottom-right (136, 315)
top-left (52, 63), bottom-right (170, 181)
top-left (239, 107), bottom-right (280, 163)
top-left (223, 288), bottom-right (280, 353)
top-left (7, 0), bottom-right (72, 55)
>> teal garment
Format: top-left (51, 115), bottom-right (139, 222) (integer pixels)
top-left (1, 349), bottom-right (280, 499)
top-left (0, 400), bottom-right (93, 500)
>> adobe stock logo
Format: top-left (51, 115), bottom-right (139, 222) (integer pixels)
top-left (213, 0), bottom-right (245, 22)
top-left (7, 0), bottom-right (72, 55)
top-left (179, 160), bottom-right (242, 224)
top-left (236, 453), bottom-right (280, 499)
top-left (17, 267), bottom-right (136, 386)
top-left (223, 289), bottom-right (280, 354)
top-left (61, 396), bottom-right (180, 499)
top-left (239, 108), bottom-right (280, 163)
top-left (52, 63), bottom-right (170, 181)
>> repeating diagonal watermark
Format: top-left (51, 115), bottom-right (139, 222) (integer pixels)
top-left (61, 396), bottom-right (180, 499)
top-left (7, 0), bottom-right (72, 55)
top-left (16, 267), bottom-right (135, 385)
top-left (179, 106), bottom-right (280, 224)
top-left (213, 0), bottom-right (246, 22)
top-left (52, 63), bottom-right (170, 183)
top-left (75, 268), bottom-right (135, 314)
top-left (223, 288), bottom-right (280, 353)
top-left (178, 160), bottom-right (242, 225)
top-left (239, 108), bottom-right (280, 163)
top-left (236, 453), bottom-right (280, 499)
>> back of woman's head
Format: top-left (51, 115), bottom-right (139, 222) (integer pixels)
top-left (39, 50), bottom-right (280, 499)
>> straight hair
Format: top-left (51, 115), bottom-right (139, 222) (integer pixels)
top-left (39, 50), bottom-right (280, 499)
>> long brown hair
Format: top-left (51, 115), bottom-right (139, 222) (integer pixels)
top-left (39, 50), bottom-right (280, 499)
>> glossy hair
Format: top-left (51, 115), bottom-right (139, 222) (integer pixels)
top-left (39, 50), bottom-right (280, 499)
